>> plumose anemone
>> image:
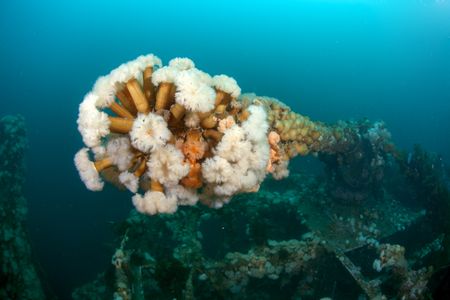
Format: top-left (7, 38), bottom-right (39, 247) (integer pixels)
top-left (75, 54), bottom-right (393, 214)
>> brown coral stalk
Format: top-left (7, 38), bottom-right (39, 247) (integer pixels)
top-left (116, 89), bottom-right (137, 115)
top-left (94, 157), bottom-right (113, 171)
top-left (133, 158), bottom-right (147, 177)
top-left (127, 79), bottom-right (150, 113)
top-left (215, 104), bottom-right (227, 115)
top-left (197, 111), bottom-right (211, 121)
top-left (109, 102), bottom-right (134, 119)
top-left (181, 163), bottom-right (202, 189)
top-left (170, 103), bottom-right (186, 121)
top-left (201, 115), bottom-right (218, 129)
top-left (155, 82), bottom-right (174, 110)
top-left (203, 129), bottom-right (223, 142)
top-left (150, 180), bottom-right (164, 192)
top-left (238, 109), bottom-right (250, 122)
top-left (215, 90), bottom-right (225, 106)
top-left (143, 66), bottom-right (156, 105)
top-left (109, 117), bottom-right (134, 134)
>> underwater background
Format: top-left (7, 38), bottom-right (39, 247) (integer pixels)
top-left (1, 0), bottom-right (449, 299)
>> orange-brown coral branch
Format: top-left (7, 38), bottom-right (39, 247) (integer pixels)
top-left (203, 129), bottom-right (223, 142)
top-left (116, 89), bottom-right (137, 116)
top-left (109, 117), bottom-right (134, 134)
top-left (133, 158), bottom-right (147, 177)
top-left (127, 79), bottom-right (149, 114)
top-left (215, 90), bottom-right (231, 106)
top-left (110, 102), bottom-right (134, 119)
top-left (143, 66), bottom-right (156, 107)
top-left (170, 103), bottom-right (186, 121)
top-left (181, 162), bottom-right (202, 189)
top-left (94, 157), bottom-right (113, 172)
top-left (150, 180), bottom-right (164, 192)
top-left (215, 104), bottom-right (227, 115)
top-left (201, 115), bottom-right (218, 129)
top-left (238, 109), bottom-right (250, 122)
top-left (182, 130), bottom-right (207, 163)
top-left (155, 82), bottom-right (174, 110)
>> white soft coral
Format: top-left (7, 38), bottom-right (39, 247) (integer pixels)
top-left (147, 144), bottom-right (190, 187)
top-left (130, 113), bottom-right (171, 153)
top-left (74, 148), bottom-right (104, 191)
top-left (201, 104), bottom-right (270, 198)
top-left (132, 191), bottom-right (178, 215)
top-left (175, 69), bottom-right (216, 112)
top-left (119, 172), bottom-right (139, 193)
top-left (212, 74), bottom-right (241, 98)
top-left (166, 185), bottom-right (199, 206)
top-left (184, 112), bottom-right (200, 128)
top-left (215, 125), bottom-right (252, 163)
top-left (239, 104), bottom-right (270, 170)
top-left (110, 54), bottom-right (162, 86)
top-left (92, 76), bottom-right (116, 108)
top-left (93, 54), bottom-right (162, 108)
top-left (77, 93), bottom-right (110, 148)
top-left (271, 160), bottom-right (290, 180)
top-left (152, 66), bottom-right (179, 85)
top-left (242, 104), bottom-right (269, 142)
top-left (202, 156), bottom-right (234, 184)
top-left (168, 57), bottom-right (195, 70)
top-left (106, 137), bottom-right (134, 171)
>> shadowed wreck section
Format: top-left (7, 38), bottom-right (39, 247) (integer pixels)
top-left (0, 115), bottom-right (46, 300)
top-left (72, 162), bottom-right (450, 300)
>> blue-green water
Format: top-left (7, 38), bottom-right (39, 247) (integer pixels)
top-left (1, 0), bottom-right (449, 298)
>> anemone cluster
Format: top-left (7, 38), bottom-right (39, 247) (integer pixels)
top-left (74, 54), bottom-right (394, 215)
top-left (372, 243), bottom-right (433, 299)
top-left (203, 237), bottom-right (322, 294)
top-left (75, 54), bottom-right (279, 214)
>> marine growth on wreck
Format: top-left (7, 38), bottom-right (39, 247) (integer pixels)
top-left (0, 116), bottom-right (46, 300)
top-left (70, 54), bottom-right (450, 299)
top-left (74, 54), bottom-right (393, 214)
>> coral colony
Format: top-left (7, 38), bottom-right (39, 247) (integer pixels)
top-left (74, 54), bottom-right (391, 214)
top-left (72, 54), bottom-right (449, 299)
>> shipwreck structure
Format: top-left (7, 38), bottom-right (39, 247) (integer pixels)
top-left (71, 54), bottom-right (450, 299)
